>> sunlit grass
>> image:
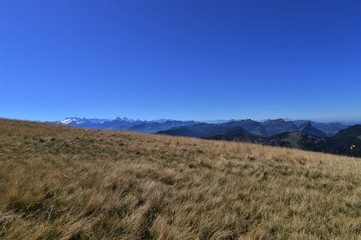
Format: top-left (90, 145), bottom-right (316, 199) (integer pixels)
top-left (0, 119), bottom-right (360, 239)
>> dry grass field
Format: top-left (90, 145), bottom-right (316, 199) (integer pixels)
top-left (0, 119), bottom-right (361, 239)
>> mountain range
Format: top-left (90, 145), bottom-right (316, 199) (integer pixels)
top-left (262, 125), bottom-right (361, 157)
top-left (158, 118), bottom-right (348, 138)
top-left (53, 117), bottom-right (197, 133)
top-left (54, 117), bottom-right (360, 157)
top-left (55, 117), bottom-right (349, 136)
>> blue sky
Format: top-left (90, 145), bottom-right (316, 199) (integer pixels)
top-left (1, 0), bottom-right (360, 122)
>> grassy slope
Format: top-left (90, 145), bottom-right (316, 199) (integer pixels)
top-left (0, 119), bottom-right (361, 240)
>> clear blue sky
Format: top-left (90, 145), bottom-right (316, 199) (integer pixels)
top-left (1, 0), bottom-right (360, 122)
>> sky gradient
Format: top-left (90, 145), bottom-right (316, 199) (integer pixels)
top-left (1, 0), bottom-right (360, 122)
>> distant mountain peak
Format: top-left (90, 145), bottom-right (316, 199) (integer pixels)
top-left (59, 117), bottom-right (85, 125)
top-left (263, 118), bottom-right (286, 123)
top-left (298, 121), bottom-right (327, 137)
top-left (299, 121), bottom-right (312, 130)
top-left (273, 118), bottom-right (286, 122)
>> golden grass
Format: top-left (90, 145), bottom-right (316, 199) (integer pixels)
top-left (0, 118), bottom-right (361, 239)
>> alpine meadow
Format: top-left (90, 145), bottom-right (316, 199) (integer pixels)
top-left (1, 119), bottom-right (361, 239)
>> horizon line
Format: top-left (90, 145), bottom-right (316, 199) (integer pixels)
top-left (2, 116), bottom-right (361, 124)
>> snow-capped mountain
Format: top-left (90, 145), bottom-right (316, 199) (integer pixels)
top-left (56, 117), bottom-right (107, 126)
top-left (53, 117), bottom-right (198, 133)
